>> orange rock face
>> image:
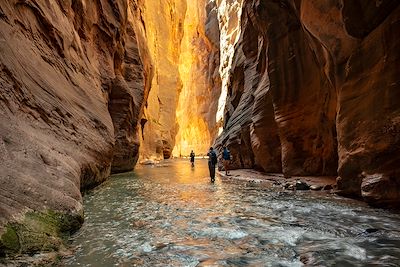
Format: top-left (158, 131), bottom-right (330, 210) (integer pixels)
top-left (215, 0), bottom-right (400, 206)
top-left (138, 0), bottom-right (186, 160)
top-left (0, 0), bottom-right (151, 254)
top-left (139, 0), bottom-right (220, 160)
top-left (216, 0), bottom-right (337, 175)
top-left (173, 0), bottom-right (221, 157)
top-left (336, 2), bottom-right (400, 207)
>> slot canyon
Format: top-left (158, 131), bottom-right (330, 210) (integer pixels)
top-left (0, 0), bottom-right (399, 264)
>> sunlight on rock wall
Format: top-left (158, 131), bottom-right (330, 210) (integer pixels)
top-left (215, 0), bottom-right (244, 135)
top-left (139, 0), bottom-right (221, 159)
top-left (139, 0), bottom-right (186, 160)
top-left (172, 0), bottom-right (214, 157)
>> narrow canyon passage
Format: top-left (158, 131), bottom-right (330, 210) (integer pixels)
top-left (0, 0), bottom-right (399, 263)
top-left (65, 160), bottom-right (400, 266)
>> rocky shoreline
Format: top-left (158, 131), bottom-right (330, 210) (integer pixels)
top-left (218, 169), bottom-right (336, 191)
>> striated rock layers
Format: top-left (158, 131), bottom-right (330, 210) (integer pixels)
top-left (139, 0), bottom-right (221, 159)
top-left (138, 0), bottom-right (186, 160)
top-left (172, 0), bottom-right (221, 157)
top-left (0, 0), bottom-right (151, 255)
top-left (215, 0), bottom-right (400, 206)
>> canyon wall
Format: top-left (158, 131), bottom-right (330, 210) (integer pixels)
top-left (139, 0), bottom-right (221, 159)
top-left (138, 0), bottom-right (186, 160)
top-left (214, 0), bottom-right (244, 136)
top-left (172, 0), bottom-right (221, 157)
top-left (0, 0), bottom-right (399, 258)
top-left (215, 0), bottom-right (400, 206)
top-left (335, 1), bottom-right (400, 207)
top-left (0, 0), bottom-right (151, 255)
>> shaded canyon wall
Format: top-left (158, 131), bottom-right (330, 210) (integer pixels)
top-left (0, 0), bottom-right (152, 255)
top-left (215, 0), bottom-right (400, 206)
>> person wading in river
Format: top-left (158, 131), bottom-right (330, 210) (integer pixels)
top-left (207, 147), bottom-right (217, 182)
top-left (222, 146), bottom-right (231, 175)
top-left (190, 150), bottom-right (195, 167)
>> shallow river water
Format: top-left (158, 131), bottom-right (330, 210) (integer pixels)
top-left (65, 159), bottom-right (400, 266)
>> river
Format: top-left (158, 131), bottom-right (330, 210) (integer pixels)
top-left (65, 159), bottom-right (400, 266)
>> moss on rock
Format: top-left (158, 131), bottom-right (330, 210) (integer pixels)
top-left (0, 226), bottom-right (20, 254)
top-left (0, 209), bottom-right (83, 257)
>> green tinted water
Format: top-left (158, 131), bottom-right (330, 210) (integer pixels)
top-left (65, 159), bottom-right (400, 266)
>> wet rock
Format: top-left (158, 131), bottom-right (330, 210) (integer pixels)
top-left (132, 220), bottom-right (147, 229)
top-left (155, 242), bottom-right (169, 250)
top-left (365, 228), bottom-right (379, 234)
top-left (246, 180), bottom-right (260, 187)
top-left (361, 174), bottom-right (400, 207)
top-left (285, 184), bottom-right (295, 191)
top-left (357, 228), bottom-right (381, 237)
top-left (284, 183), bottom-right (292, 190)
top-left (323, 185), bottom-right (334, 191)
top-left (296, 181), bottom-right (310, 191)
top-left (310, 185), bottom-right (323, 191)
top-left (140, 160), bottom-right (156, 165)
top-left (273, 181), bottom-right (282, 186)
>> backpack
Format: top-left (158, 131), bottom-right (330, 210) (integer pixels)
top-left (223, 149), bottom-right (230, 160)
top-left (211, 151), bottom-right (218, 165)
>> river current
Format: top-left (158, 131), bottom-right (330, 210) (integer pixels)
top-left (65, 159), bottom-right (400, 266)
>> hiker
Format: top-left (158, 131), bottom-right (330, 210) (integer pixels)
top-left (222, 146), bottom-right (231, 175)
top-left (190, 150), bottom-right (195, 167)
top-left (207, 147), bottom-right (217, 182)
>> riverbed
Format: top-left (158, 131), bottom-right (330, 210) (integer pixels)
top-left (65, 159), bottom-right (400, 266)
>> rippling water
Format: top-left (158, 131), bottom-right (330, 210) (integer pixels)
top-left (65, 159), bottom-right (400, 266)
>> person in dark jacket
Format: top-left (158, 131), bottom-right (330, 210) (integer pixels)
top-left (222, 146), bottom-right (231, 175)
top-left (190, 150), bottom-right (195, 167)
top-left (207, 147), bottom-right (217, 182)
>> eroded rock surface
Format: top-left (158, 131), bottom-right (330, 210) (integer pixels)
top-left (0, 0), bottom-right (150, 255)
top-left (336, 2), bottom-right (400, 207)
top-left (216, 0), bottom-right (337, 175)
top-left (139, 0), bottom-right (221, 160)
top-left (215, 0), bottom-right (400, 206)
top-left (173, 0), bottom-right (221, 157)
top-left (138, 0), bottom-right (186, 160)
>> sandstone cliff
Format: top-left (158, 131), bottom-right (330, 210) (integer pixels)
top-left (0, 0), bottom-right (151, 255)
top-left (139, 0), bottom-right (220, 160)
top-left (1, 0), bottom-right (399, 259)
top-left (173, 0), bottom-right (221, 157)
top-left (215, 0), bottom-right (400, 206)
top-left (138, 0), bottom-right (186, 160)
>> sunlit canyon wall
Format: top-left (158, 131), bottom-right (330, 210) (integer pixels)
top-left (172, 0), bottom-right (221, 157)
top-left (214, 0), bottom-right (244, 136)
top-left (139, 0), bottom-right (221, 159)
top-left (138, 0), bottom-right (186, 160)
top-left (0, 0), bottom-right (152, 255)
top-left (215, 0), bottom-right (400, 207)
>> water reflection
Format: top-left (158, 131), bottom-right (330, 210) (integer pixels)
top-left (66, 159), bottom-right (400, 266)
